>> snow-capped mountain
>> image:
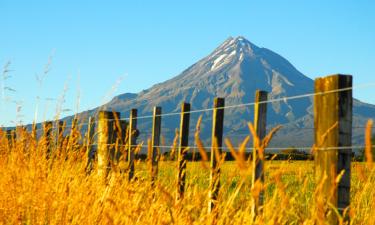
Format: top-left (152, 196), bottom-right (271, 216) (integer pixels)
top-left (91, 36), bottom-right (375, 150)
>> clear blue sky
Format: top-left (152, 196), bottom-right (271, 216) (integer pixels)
top-left (1, 0), bottom-right (375, 126)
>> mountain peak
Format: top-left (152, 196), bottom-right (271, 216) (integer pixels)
top-left (213, 36), bottom-right (258, 58)
top-left (233, 35), bottom-right (250, 43)
top-left (205, 36), bottom-right (258, 71)
top-left (218, 35), bottom-right (256, 48)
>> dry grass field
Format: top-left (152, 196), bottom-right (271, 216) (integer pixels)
top-left (0, 126), bottom-right (374, 225)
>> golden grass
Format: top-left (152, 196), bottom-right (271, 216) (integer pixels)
top-left (0, 123), bottom-right (374, 225)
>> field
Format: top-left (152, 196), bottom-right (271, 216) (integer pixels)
top-left (0, 128), bottom-right (374, 225)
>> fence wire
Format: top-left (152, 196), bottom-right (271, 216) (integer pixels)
top-left (2, 81), bottom-right (375, 154)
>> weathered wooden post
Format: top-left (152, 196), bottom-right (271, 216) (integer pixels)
top-left (85, 116), bottom-right (94, 173)
top-left (314, 74), bottom-right (352, 223)
top-left (15, 126), bottom-right (25, 140)
top-left (30, 123), bottom-right (38, 154)
top-left (252, 90), bottom-right (268, 216)
top-left (31, 123), bottom-right (37, 140)
top-left (0, 129), bottom-right (6, 151)
top-left (57, 120), bottom-right (65, 149)
top-left (68, 118), bottom-right (78, 151)
top-left (43, 121), bottom-right (53, 158)
top-left (128, 109), bottom-right (138, 181)
top-left (6, 129), bottom-right (16, 149)
top-left (208, 98), bottom-right (225, 213)
top-left (176, 102), bottom-right (191, 201)
top-left (58, 120), bottom-right (65, 138)
top-left (97, 111), bottom-right (119, 182)
top-left (86, 116), bottom-right (93, 153)
top-left (115, 120), bottom-right (127, 165)
top-left (151, 106), bottom-right (162, 184)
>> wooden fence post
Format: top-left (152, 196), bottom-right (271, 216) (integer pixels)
top-left (0, 129), bottom-right (6, 150)
top-left (85, 116), bottom-right (94, 173)
top-left (151, 106), bottom-right (162, 184)
top-left (314, 74), bottom-right (352, 223)
top-left (15, 126), bottom-right (25, 141)
top-left (43, 121), bottom-right (53, 158)
top-left (6, 129), bottom-right (15, 149)
top-left (116, 120), bottom-right (128, 165)
top-left (176, 102), bottom-right (191, 201)
top-left (252, 90), bottom-right (268, 216)
top-left (68, 118), bottom-right (78, 151)
top-left (57, 120), bottom-right (65, 149)
top-left (58, 120), bottom-right (65, 139)
top-left (31, 123), bottom-right (37, 140)
top-left (86, 116), bottom-right (93, 152)
top-left (208, 98), bottom-right (225, 213)
top-left (98, 111), bottom-right (120, 182)
top-left (128, 109), bottom-right (138, 181)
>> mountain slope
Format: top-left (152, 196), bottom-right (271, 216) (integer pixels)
top-left (99, 36), bottom-right (375, 151)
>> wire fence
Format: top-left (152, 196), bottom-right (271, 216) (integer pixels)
top-left (2, 81), bottom-right (375, 154)
top-left (88, 143), bottom-right (375, 151)
top-left (2, 75), bottom-right (373, 220)
top-left (6, 80), bottom-right (373, 130)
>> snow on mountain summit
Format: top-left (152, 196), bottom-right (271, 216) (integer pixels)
top-left (208, 36), bottom-right (258, 71)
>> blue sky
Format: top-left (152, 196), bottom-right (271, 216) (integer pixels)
top-left (1, 0), bottom-right (375, 126)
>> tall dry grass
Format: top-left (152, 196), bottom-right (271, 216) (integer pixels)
top-left (0, 119), bottom-right (374, 225)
